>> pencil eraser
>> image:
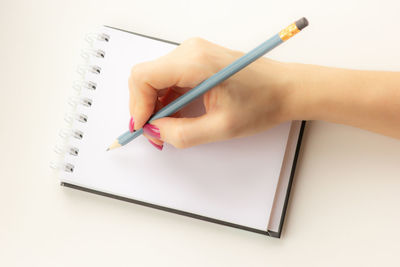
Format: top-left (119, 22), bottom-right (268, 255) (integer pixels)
top-left (295, 17), bottom-right (309, 30)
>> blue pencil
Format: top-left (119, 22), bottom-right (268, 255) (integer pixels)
top-left (107, 17), bottom-right (308, 150)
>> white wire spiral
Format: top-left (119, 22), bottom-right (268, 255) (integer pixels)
top-left (51, 31), bottom-right (110, 173)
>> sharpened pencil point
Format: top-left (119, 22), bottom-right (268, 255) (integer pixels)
top-left (107, 139), bottom-right (121, 151)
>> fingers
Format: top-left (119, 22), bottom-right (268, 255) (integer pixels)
top-left (128, 37), bottom-right (234, 150)
top-left (129, 38), bottom-right (219, 131)
top-left (129, 64), bottom-right (158, 130)
top-left (129, 59), bottom-right (186, 130)
top-left (148, 113), bottom-right (228, 149)
top-left (144, 133), bottom-right (164, 151)
top-left (130, 91), bottom-right (183, 151)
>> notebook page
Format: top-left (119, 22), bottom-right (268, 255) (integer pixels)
top-left (62, 26), bottom-right (291, 231)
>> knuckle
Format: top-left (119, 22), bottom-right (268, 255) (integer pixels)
top-left (182, 38), bottom-right (209, 62)
top-left (219, 113), bottom-right (238, 139)
top-left (192, 47), bottom-right (208, 63)
top-left (171, 122), bottom-right (189, 149)
top-left (130, 63), bottom-right (146, 81)
top-left (129, 65), bottom-right (148, 97)
top-left (183, 37), bottom-right (205, 47)
top-left (130, 64), bottom-right (140, 77)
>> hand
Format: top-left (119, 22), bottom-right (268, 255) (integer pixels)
top-left (128, 38), bottom-right (296, 149)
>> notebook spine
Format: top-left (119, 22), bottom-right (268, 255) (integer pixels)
top-left (50, 31), bottom-right (110, 173)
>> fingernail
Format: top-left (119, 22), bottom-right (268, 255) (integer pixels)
top-left (147, 138), bottom-right (163, 151)
top-left (143, 124), bottom-right (161, 139)
top-left (129, 117), bottom-right (134, 132)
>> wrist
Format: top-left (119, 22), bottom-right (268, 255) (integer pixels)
top-left (281, 62), bottom-right (320, 121)
top-left (264, 61), bottom-right (313, 123)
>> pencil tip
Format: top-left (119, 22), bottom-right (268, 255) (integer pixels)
top-left (106, 140), bottom-right (122, 151)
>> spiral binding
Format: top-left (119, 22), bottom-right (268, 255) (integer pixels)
top-left (59, 128), bottom-right (84, 140)
top-left (54, 144), bottom-right (80, 156)
top-left (51, 30), bottom-right (110, 173)
top-left (81, 48), bottom-right (106, 60)
top-left (64, 112), bottom-right (88, 124)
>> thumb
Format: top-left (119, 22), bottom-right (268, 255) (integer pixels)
top-left (150, 113), bottom-right (227, 149)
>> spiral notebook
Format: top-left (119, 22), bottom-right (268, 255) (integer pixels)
top-left (54, 26), bottom-right (305, 238)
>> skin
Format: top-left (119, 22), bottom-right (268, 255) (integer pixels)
top-left (128, 37), bottom-right (400, 149)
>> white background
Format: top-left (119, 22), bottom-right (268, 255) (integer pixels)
top-left (1, 0), bottom-right (400, 266)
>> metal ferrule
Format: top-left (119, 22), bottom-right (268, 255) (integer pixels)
top-left (279, 23), bottom-right (300, 41)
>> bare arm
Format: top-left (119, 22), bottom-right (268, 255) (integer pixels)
top-left (128, 38), bottom-right (400, 150)
top-left (288, 64), bottom-right (400, 139)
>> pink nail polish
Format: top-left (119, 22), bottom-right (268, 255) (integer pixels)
top-left (129, 117), bottom-right (134, 132)
top-left (143, 124), bottom-right (161, 139)
top-left (147, 139), bottom-right (163, 151)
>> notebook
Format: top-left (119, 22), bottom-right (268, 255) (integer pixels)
top-left (54, 26), bottom-right (305, 238)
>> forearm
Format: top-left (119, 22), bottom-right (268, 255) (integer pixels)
top-left (286, 63), bottom-right (400, 139)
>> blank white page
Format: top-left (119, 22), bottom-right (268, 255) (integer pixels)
top-left (61, 26), bottom-right (292, 231)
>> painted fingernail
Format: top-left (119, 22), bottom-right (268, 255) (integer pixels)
top-left (147, 138), bottom-right (163, 151)
top-left (129, 117), bottom-right (134, 132)
top-left (143, 124), bottom-right (161, 139)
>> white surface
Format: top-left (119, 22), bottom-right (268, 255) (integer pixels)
top-left (62, 26), bottom-right (292, 231)
top-left (1, 0), bottom-right (400, 266)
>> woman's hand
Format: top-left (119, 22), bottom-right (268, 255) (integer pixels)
top-left (128, 38), bottom-right (296, 150)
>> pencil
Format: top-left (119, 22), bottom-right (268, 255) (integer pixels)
top-left (107, 17), bottom-right (309, 151)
